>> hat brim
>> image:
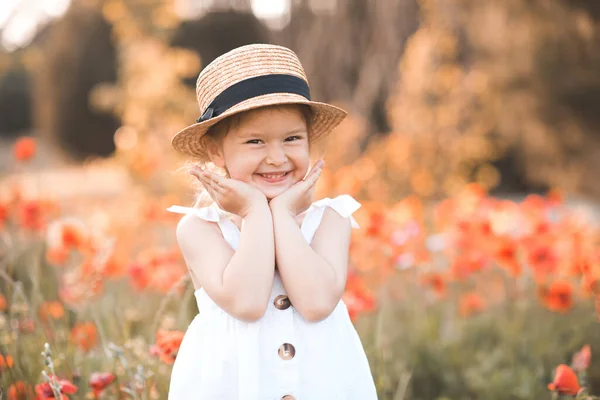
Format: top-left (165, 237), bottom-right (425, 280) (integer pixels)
top-left (171, 93), bottom-right (347, 158)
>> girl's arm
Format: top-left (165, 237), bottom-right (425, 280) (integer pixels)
top-left (176, 202), bottom-right (275, 322)
top-left (271, 205), bottom-right (352, 322)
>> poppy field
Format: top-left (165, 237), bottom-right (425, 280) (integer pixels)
top-left (1, 136), bottom-right (600, 400)
top-left (1, 0), bottom-right (599, 397)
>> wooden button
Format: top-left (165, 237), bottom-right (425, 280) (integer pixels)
top-left (274, 295), bottom-right (291, 310)
top-left (278, 343), bottom-right (295, 360)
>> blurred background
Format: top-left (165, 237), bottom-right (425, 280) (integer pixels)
top-left (1, 0), bottom-right (600, 399)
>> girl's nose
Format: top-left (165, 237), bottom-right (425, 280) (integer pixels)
top-left (265, 146), bottom-right (288, 165)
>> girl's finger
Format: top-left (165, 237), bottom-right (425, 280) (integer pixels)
top-left (205, 173), bottom-right (228, 195)
top-left (310, 164), bottom-right (323, 179)
top-left (304, 164), bottom-right (320, 181)
top-left (311, 167), bottom-right (323, 185)
top-left (309, 160), bottom-right (324, 178)
top-left (198, 175), bottom-right (215, 193)
top-left (200, 181), bottom-right (217, 200)
top-left (190, 166), bottom-right (203, 180)
top-left (313, 159), bottom-right (325, 172)
top-left (202, 175), bottom-right (224, 194)
top-left (202, 171), bottom-right (220, 185)
top-left (301, 166), bottom-right (322, 190)
top-left (196, 172), bottom-right (210, 185)
top-left (197, 174), bottom-right (221, 198)
top-left (208, 172), bottom-right (223, 184)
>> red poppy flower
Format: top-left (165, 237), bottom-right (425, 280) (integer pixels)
top-left (8, 381), bottom-right (34, 400)
top-left (46, 247), bottom-right (70, 266)
top-left (102, 255), bottom-right (127, 278)
top-left (494, 237), bottom-right (521, 277)
top-left (13, 137), bottom-right (36, 162)
top-left (35, 376), bottom-right (77, 399)
top-left (0, 354), bottom-right (14, 375)
top-left (128, 262), bottom-right (150, 291)
top-left (0, 202), bottom-right (8, 228)
top-left (541, 280), bottom-right (573, 313)
top-left (18, 200), bottom-right (44, 231)
top-left (572, 345), bottom-right (591, 372)
top-left (342, 271), bottom-right (376, 321)
top-left (458, 292), bottom-right (485, 317)
top-left (129, 249), bottom-right (186, 293)
top-left (365, 211), bottom-right (386, 238)
top-left (343, 288), bottom-right (376, 321)
top-left (153, 330), bottom-right (185, 364)
top-left (420, 272), bottom-right (446, 297)
top-left (17, 318), bottom-right (35, 334)
top-left (547, 364), bottom-right (580, 396)
top-left (89, 372), bottom-right (116, 396)
top-left (39, 301), bottom-right (65, 323)
top-left (526, 243), bottom-right (558, 283)
top-left (450, 253), bottom-right (488, 280)
top-left (70, 322), bottom-right (98, 352)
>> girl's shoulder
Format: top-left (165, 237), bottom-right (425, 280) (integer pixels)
top-left (168, 206), bottom-right (225, 242)
top-left (168, 205), bottom-right (242, 273)
top-left (168, 204), bottom-right (249, 251)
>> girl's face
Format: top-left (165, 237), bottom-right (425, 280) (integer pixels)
top-left (212, 106), bottom-right (311, 200)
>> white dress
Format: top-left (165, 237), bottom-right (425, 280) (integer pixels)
top-left (166, 195), bottom-right (378, 400)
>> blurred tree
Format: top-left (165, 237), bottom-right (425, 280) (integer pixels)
top-left (32, 1), bottom-right (120, 159)
top-left (366, 0), bottom-right (600, 201)
top-left (170, 10), bottom-right (269, 88)
top-left (2, 0), bottom-right (599, 201)
top-left (0, 67), bottom-right (31, 137)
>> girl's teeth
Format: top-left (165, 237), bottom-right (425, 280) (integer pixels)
top-left (261, 173), bottom-right (286, 178)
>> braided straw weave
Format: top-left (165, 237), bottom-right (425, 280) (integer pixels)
top-left (171, 44), bottom-right (347, 158)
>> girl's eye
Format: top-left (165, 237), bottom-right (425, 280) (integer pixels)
top-left (245, 136), bottom-right (302, 144)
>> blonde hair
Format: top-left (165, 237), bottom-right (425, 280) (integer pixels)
top-left (187, 104), bottom-right (325, 208)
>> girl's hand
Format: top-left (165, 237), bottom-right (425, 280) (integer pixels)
top-left (269, 160), bottom-right (324, 217)
top-left (190, 166), bottom-right (268, 218)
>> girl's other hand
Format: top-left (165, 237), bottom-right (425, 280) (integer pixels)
top-left (269, 159), bottom-right (324, 217)
top-left (190, 166), bottom-right (268, 218)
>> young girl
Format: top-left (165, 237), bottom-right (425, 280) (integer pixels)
top-left (167, 44), bottom-right (377, 400)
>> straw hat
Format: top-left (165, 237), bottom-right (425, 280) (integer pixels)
top-left (171, 43), bottom-right (347, 158)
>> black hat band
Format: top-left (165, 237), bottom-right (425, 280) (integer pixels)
top-left (196, 74), bottom-right (311, 123)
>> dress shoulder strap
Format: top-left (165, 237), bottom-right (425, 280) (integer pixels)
top-left (301, 194), bottom-right (362, 243)
top-left (166, 205), bottom-right (240, 249)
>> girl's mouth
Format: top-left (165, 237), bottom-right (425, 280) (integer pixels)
top-left (255, 171), bottom-right (291, 184)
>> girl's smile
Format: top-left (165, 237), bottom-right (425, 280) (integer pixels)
top-left (252, 168), bottom-right (297, 198)
top-left (254, 170), bottom-right (293, 184)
